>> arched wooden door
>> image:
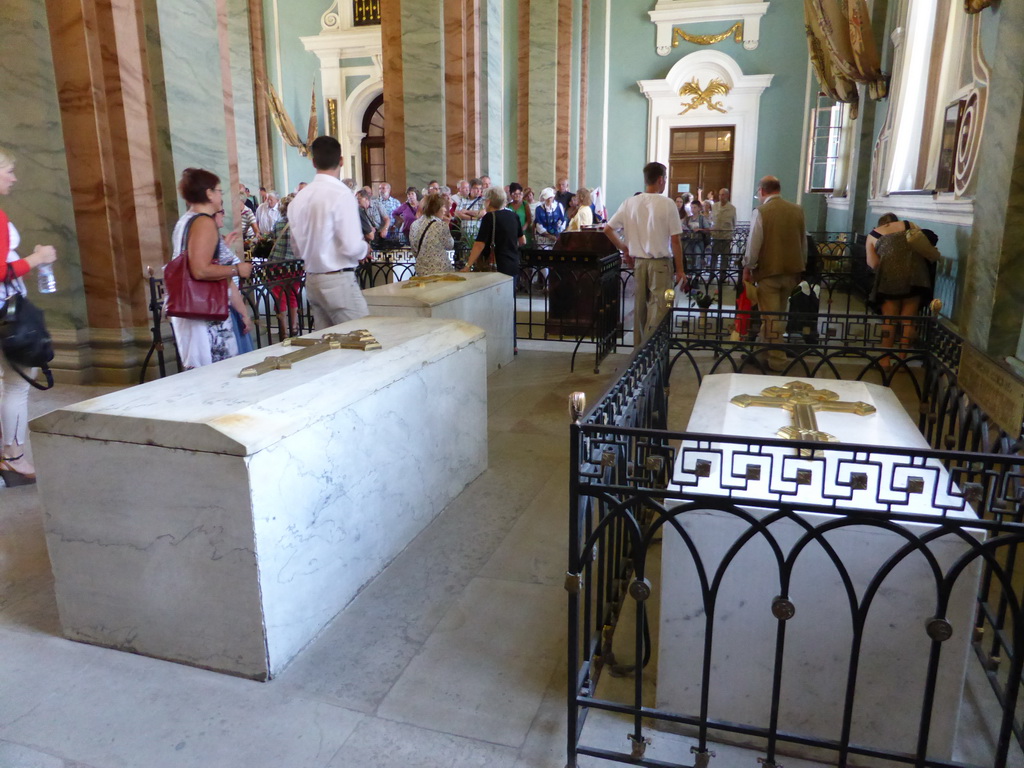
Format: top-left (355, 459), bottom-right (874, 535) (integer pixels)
top-left (360, 94), bottom-right (385, 188)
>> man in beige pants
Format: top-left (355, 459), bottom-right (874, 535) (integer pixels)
top-left (742, 176), bottom-right (806, 371)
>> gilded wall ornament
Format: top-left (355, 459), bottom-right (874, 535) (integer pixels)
top-left (964, 0), bottom-right (993, 12)
top-left (679, 78), bottom-right (731, 115)
top-left (672, 22), bottom-right (744, 48)
top-left (326, 98), bottom-right (339, 138)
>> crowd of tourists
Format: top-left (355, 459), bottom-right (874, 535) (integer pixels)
top-left (0, 138), bottom-right (942, 488)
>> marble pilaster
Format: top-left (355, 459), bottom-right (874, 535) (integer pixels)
top-left (0, 0), bottom-right (88, 346)
top-left (555, 0), bottom-right (573, 185)
top-left (228, 0), bottom-right (261, 198)
top-left (577, 0), bottom-right (590, 189)
top-left (400, 0), bottom-right (446, 186)
top-left (153, 0), bottom-right (232, 219)
top-left (962, 3), bottom-right (1024, 356)
top-left (382, 0), bottom-right (408, 189)
top-left (527, 0), bottom-right (559, 191)
top-left (480, 0), bottom-right (504, 180)
top-left (516, 1), bottom-right (530, 184)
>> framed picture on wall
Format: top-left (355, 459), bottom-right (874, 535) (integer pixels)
top-left (936, 100), bottom-right (964, 193)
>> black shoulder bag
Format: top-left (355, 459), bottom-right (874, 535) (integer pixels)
top-left (0, 272), bottom-right (55, 390)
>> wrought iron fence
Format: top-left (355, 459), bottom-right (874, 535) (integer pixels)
top-left (352, 0), bottom-right (380, 26)
top-left (568, 306), bottom-right (1024, 767)
top-left (141, 231), bottom-right (874, 381)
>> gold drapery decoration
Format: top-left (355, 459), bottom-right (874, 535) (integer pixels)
top-left (264, 81), bottom-right (319, 157)
top-left (672, 22), bottom-right (744, 47)
top-left (804, 0), bottom-right (887, 119)
top-left (964, 0), bottom-right (993, 12)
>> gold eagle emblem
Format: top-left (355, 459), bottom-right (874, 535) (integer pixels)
top-left (679, 78), bottom-right (731, 115)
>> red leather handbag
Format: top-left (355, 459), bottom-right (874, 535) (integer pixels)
top-left (164, 213), bottom-right (229, 322)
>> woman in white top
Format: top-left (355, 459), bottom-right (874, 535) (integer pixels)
top-left (0, 147), bottom-right (59, 486)
top-left (168, 168), bottom-right (253, 369)
top-left (410, 192), bottom-right (455, 276)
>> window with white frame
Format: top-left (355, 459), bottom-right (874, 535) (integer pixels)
top-left (879, 0), bottom-right (971, 194)
top-left (806, 94), bottom-right (846, 194)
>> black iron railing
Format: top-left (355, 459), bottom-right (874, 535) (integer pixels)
top-left (141, 231), bottom-right (875, 381)
top-left (568, 306), bottom-right (1024, 768)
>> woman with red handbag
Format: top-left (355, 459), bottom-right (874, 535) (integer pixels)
top-left (0, 147), bottom-right (58, 486)
top-left (166, 168), bottom-right (253, 369)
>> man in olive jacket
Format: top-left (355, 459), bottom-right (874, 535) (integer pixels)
top-left (742, 176), bottom-right (806, 371)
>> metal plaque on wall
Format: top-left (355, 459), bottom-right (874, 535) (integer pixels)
top-left (958, 342), bottom-right (1024, 440)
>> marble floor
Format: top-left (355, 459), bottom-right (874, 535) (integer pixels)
top-left (0, 349), bottom-right (1014, 768)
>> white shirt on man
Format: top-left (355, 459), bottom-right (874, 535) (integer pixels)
top-left (606, 193), bottom-right (683, 259)
top-left (255, 201), bottom-right (280, 233)
top-left (287, 173), bottom-right (367, 273)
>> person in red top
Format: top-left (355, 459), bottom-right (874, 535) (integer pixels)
top-left (0, 147), bottom-right (59, 486)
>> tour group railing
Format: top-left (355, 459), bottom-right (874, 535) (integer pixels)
top-left (141, 230), bottom-right (867, 381)
top-left (568, 306), bottom-right (1024, 768)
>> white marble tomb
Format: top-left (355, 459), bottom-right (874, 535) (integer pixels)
top-left (31, 317), bottom-right (488, 680)
top-left (363, 272), bottom-right (514, 373)
top-left (656, 374), bottom-right (982, 763)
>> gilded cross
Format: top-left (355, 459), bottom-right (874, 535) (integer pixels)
top-left (730, 381), bottom-right (876, 449)
top-left (401, 274), bottom-right (467, 288)
top-left (238, 330), bottom-right (381, 378)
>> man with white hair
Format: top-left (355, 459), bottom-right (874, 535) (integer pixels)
top-left (255, 190), bottom-right (281, 232)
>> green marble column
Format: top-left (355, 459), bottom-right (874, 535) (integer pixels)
top-left (153, 0), bottom-right (232, 218)
top-left (400, 0), bottom-right (446, 186)
top-left (228, 0), bottom-right (260, 197)
top-left (480, 0), bottom-right (504, 181)
top-left (0, 0), bottom-right (87, 340)
top-left (527, 0), bottom-right (558, 191)
top-left (962, 1), bottom-right (1024, 357)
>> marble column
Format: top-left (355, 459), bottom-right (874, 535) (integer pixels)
top-left (152, 0), bottom-right (233, 219)
top-left (42, 0), bottom-right (165, 382)
top-left (577, 0), bottom-right (590, 189)
top-left (1, 0), bottom-right (90, 379)
top-left (247, 0), bottom-right (275, 190)
top-left (443, 0), bottom-right (481, 184)
top-left (381, 0), bottom-right (408, 189)
top-left (555, 0), bottom-right (573, 185)
top-left (480, 0), bottom-right (504, 180)
top-left (228, 0), bottom-right (261, 195)
top-left (526, 0), bottom-right (558, 191)
top-left (400, 0), bottom-right (446, 186)
top-left (962, 2), bottom-right (1024, 357)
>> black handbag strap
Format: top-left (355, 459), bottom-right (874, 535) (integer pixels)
top-left (9, 359), bottom-right (53, 391)
top-left (416, 220), bottom-right (437, 253)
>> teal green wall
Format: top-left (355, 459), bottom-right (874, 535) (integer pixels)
top-left (589, 4), bottom-right (823, 225)
top-left (261, 0), bottom-right (323, 196)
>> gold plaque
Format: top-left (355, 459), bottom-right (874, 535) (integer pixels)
top-left (958, 342), bottom-right (1024, 439)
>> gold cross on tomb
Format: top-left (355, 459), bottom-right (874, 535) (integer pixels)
top-left (238, 330), bottom-right (381, 378)
top-left (729, 381), bottom-right (876, 448)
top-left (401, 274), bottom-right (467, 288)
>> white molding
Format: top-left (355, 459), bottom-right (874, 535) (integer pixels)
top-left (638, 50), bottom-right (773, 221)
top-left (300, 27), bottom-right (383, 187)
top-left (649, 0), bottom-right (771, 55)
top-left (825, 195), bottom-right (851, 211)
top-left (867, 194), bottom-right (975, 227)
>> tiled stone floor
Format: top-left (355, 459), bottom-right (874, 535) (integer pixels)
top-left (0, 349), bottom-right (1016, 767)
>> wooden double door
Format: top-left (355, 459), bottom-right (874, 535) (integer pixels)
top-left (668, 126), bottom-right (734, 200)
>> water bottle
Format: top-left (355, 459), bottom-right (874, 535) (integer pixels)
top-left (37, 264), bottom-right (56, 294)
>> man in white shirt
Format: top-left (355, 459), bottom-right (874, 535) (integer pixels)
top-left (287, 136), bottom-right (370, 330)
top-left (255, 191), bottom-right (281, 232)
top-left (603, 162), bottom-right (684, 347)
